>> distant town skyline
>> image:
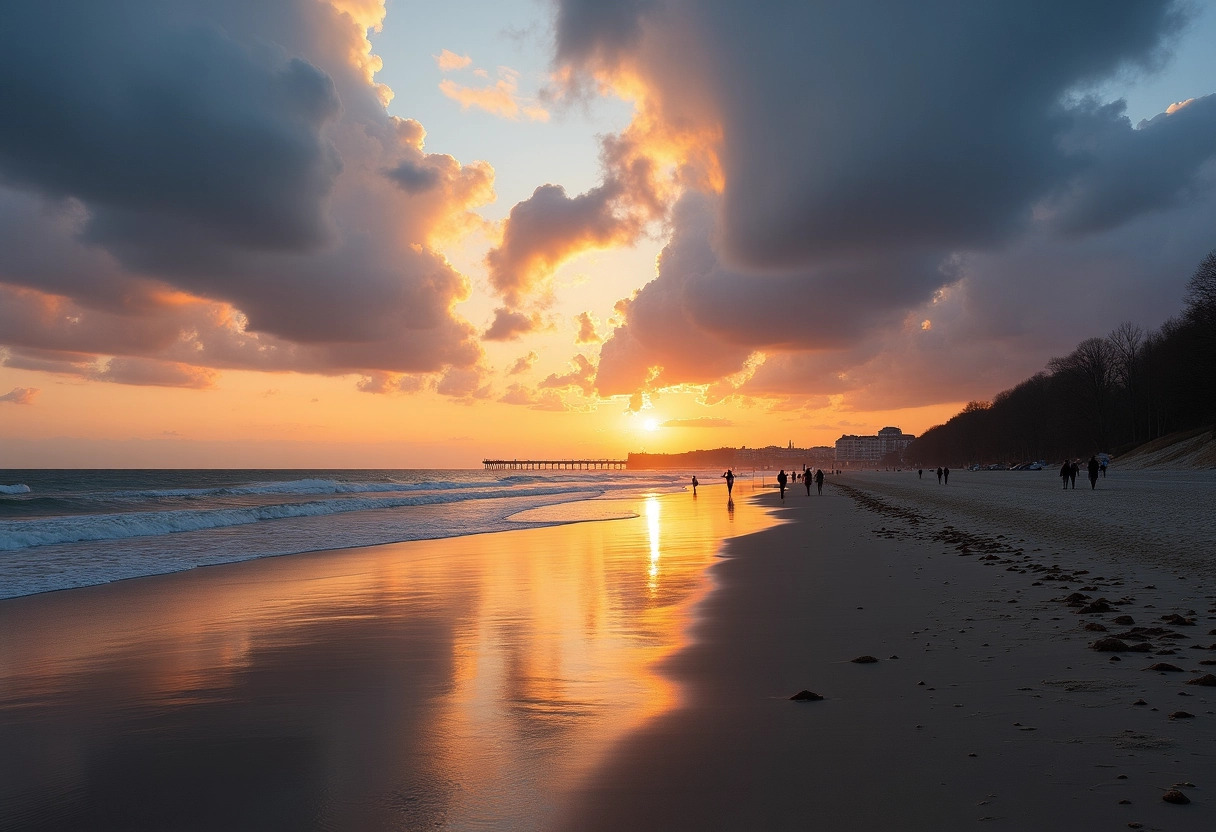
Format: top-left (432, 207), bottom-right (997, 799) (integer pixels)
top-left (3, 1), bottom-right (1215, 467)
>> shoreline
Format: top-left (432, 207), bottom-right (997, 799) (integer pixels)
top-left (0, 485), bottom-right (777, 831)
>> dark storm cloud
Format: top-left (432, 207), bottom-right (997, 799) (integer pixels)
top-left (555, 0), bottom-right (1216, 406)
top-left (0, 1), bottom-right (341, 253)
top-left (0, 0), bottom-right (489, 386)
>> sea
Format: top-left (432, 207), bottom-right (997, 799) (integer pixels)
top-left (0, 469), bottom-right (690, 600)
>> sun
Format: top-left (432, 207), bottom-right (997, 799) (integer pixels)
top-left (643, 418), bottom-right (659, 432)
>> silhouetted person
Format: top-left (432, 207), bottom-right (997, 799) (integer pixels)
top-left (1100, 459), bottom-right (1108, 478)
top-left (777, 469), bottom-right (788, 500)
top-left (936, 467), bottom-right (943, 484)
top-left (1060, 460), bottom-right (1071, 489)
top-left (691, 475), bottom-right (698, 496)
top-left (918, 468), bottom-right (923, 479)
top-left (943, 467), bottom-right (950, 485)
top-left (1087, 456), bottom-right (1100, 490)
top-left (1069, 461), bottom-right (1078, 489)
top-left (804, 467), bottom-right (813, 496)
top-left (815, 468), bottom-right (824, 495)
top-left (722, 469), bottom-right (735, 496)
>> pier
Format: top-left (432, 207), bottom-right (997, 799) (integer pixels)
top-left (482, 458), bottom-right (627, 470)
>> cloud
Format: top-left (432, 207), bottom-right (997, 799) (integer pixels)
top-left (484, 307), bottom-right (545, 341)
top-left (507, 351), bottom-right (539, 375)
top-left (484, 131), bottom-right (671, 308)
top-left (88, 358), bottom-right (219, 389)
top-left (555, 0), bottom-right (1216, 409)
top-left (539, 353), bottom-right (597, 394)
top-left (439, 68), bottom-right (549, 121)
top-left (661, 417), bottom-right (733, 428)
top-left (435, 49), bottom-right (472, 71)
top-left (0, 1), bottom-right (491, 389)
top-left (486, 183), bottom-right (640, 306)
top-left (498, 383), bottom-right (570, 411)
top-left (575, 311), bottom-right (601, 343)
top-left (0, 387), bottom-right (39, 405)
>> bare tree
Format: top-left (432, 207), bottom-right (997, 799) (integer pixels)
top-left (1184, 250), bottom-right (1216, 325)
top-left (1108, 321), bottom-right (1144, 442)
top-left (1049, 337), bottom-right (1118, 450)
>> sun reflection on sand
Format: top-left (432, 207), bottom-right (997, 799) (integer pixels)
top-left (646, 496), bottom-right (662, 597)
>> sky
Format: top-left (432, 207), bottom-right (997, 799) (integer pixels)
top-left (1, 0), bottom-right (1215, 468)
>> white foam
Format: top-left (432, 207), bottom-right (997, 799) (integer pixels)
top-left (0, 484), bottom-right (31, 495)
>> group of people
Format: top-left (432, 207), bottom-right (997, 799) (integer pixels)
top-left (1060, 456), bottom-right (1106, 490)
top-left (915, 467), bottom-right (951, 483)
top-left (696, 467), bottom-right (824, 501)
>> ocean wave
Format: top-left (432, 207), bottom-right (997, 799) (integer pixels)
top-left (0, 484), bottom-right (31, 495)
top-left (0, 485), bottom-right (603, 551)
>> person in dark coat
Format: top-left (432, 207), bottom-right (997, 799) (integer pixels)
top-left (1087, 456), bottom-right (1100, 490)
top-left (1060, 460), bottom-right (1071, 489)
top-left (943, 467), bottom-right (950, 485)
top-left (777, 469), bottom-right (788, 500)
top-left (804, 467), bottom-right (813, 496)
top-left (1069, 461), bottom-right (1079, 489)
top-left (936, 467), bottom-right (943, 484)
top-left (815, 468), bottom-right (825, 495)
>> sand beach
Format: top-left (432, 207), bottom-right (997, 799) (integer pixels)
top-left (3, 469), bottom-right (1215, 830)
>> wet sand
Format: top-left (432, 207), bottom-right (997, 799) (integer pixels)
top-left (0, 490), bottom-right (775, 831)
top-left (556, 470), bottom-right (1216, 830)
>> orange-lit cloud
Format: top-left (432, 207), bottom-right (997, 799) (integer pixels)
top-left (439, 68), bottom-right (549, 121)
top-left (539, 353), bottom-right (597, 395)
top-left (575, 311), bottom-right (601, 343)
top-left (0, 386), bottom-right (39, 405)
top-left (484, 308), bottom-right (546, 341)
top-left (507, 351), bottom-right (539, 375)
top-left (435, 49), bottom-right (472, 71)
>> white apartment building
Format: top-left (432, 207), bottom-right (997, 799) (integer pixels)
top-left (834, 426), bottom-right (915, 465)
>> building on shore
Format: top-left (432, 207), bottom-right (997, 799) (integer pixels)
top-left (834, 427), bottom-right (915, 466)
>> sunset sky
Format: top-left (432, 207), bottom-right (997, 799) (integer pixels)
top-left (2, 0), bottom-right (1215, 468)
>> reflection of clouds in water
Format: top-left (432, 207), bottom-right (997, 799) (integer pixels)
top-left (646, 496), bottom-right (661, 596)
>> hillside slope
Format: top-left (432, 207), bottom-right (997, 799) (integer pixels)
top-left (1114, 426), bottom-right (1216, 470)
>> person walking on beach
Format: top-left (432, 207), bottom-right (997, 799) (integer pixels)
top-left (691, 475), bottom-right (698, 496)
top-left (1100, 458), bottom-right (1108, 478)
top-left (804, 467), bottom-right (813, 496)
top-left (815, 467), bottom-right (824, 495)
top-left (722, 469), bottom-right (735, 496)
top-left (943, 466), bottom-right (950, 485)
top-left (777, 469), bottom-right (788, 500)
top-left (1087, 456), bottom-right (1100, 490)
top-left (936, 467), bottom-right (943, 484)
top-left (1069, 461), bottom-right (1079, 489)
top-left (1060, 460), bottom-right (1071, 489)
top-left (918, 468), bottom-right (923, 480)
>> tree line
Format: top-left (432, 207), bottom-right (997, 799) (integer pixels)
top-left (906, 251), bottom-right (1216, 467)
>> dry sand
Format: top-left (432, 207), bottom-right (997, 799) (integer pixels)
top-left (556, 470), bottom-right (1216, 830)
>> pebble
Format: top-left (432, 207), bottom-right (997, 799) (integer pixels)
top-left (790, 690), bottom-right (824, 701)
top-left (1162, 789), bottom-right (1190, 804)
